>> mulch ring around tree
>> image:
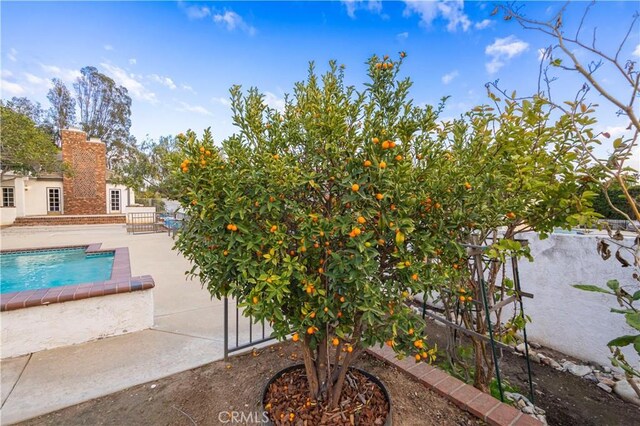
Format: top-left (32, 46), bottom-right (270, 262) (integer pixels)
top-left (264, 365), bottom-right (389, 425)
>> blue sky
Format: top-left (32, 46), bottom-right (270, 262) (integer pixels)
top-left (1, 1), bottom-right (639, 159)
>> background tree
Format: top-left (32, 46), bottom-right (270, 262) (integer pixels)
top-left (497, 0), bottom-right (640, 397)
top-left (428, 95), bottom-right (597, 391)
top-left (142, 135), bottom-right (182, 199)
top-left (110, 135), bottom-right (182, 200)
top-left (0, 107), bottom-right (61, 180)
top-left (495, 2), bottom-right (639, 228)
top-left (592, 185), bottom-right (640, 221)
top-left (47, 78), bottom-right (76, 134)
top-left (2, 97), bottom-right (46, 124)
top-left (74, 66), bottom-right (132, 163)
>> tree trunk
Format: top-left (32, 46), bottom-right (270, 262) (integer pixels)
top-left (329, 346), bottom-right (362, 409)
top-left (472, 337), bottom-right (490, 392)
top-left (328, 319), bottom-right (364, 409)
top-left (317, 336), bottom-right (329, 392)
top-left (302, 337), bottom-right (320, 400)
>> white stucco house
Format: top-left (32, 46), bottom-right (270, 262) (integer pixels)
top-left (1, 128), bottom-right (153, 226)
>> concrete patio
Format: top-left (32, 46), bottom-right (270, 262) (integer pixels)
top-left (0, 224), bottom-right (260, 424)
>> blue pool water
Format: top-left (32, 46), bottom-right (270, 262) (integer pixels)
top-left (0, 248), bottom-right (114, 294)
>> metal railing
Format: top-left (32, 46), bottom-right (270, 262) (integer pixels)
top-left (127, 212), bottom-right (187, 235)
top-left (127, 212), bottom-right (166, 234)
top-left (223, 296), bottom-right (275, 360)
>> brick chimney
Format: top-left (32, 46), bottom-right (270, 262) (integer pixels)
top-left (60, 128), bottom-right (107, 215)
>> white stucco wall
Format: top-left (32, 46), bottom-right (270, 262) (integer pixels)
top-left (24, 179), bottom-right (63, 216)
top-left (105, 184), bottom-right (131, 213)
top-left (517, 232), bottom-right (639, 369)
top-left (1, 290), bottom-right (154, 359)
top-left (0, 208), bottom-right (17, 225)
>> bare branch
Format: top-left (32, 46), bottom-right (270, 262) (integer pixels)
top-left (616, 11), bottom-right (640, 62)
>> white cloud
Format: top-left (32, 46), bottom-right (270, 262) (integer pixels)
top-left (180, 3), bottom-right (256, 35)
top-left (396, 32), bottom-right (409, 41)
top-left (129, 58), bottom-right (137, 65)
top-left (100, 63), bottom-right (158, 104)
top-left (213, 11), bottom-right (257, 35)
top-left (474, 19), bottom-right (493, 30)
top-left (633, 44), bottom-right (640, 58)
top-left (182, 84), bottom-right (196, 94)
top-left (212, 97), bottom-right (231, 106)
top-left (485, 60), bottom-right (502, 74)
top-left (485, 35), bottom-right (529, 74)
top-left (7, 48), bottom-right (18, 62)
top-left (264, 91), bottom-right (285, 111)
top-left (184, 4), bottom-right (211, 19)
top-left (341, 0), bottom-right (383, 19)
top-left (1, 79), bottom-right (25, 96)
top-left (441, 70), bottom-right (459, 84)
top-left (149, 74), bottom-right (177, 90)
top-left (40, 64), bottom-right (81, 83)
top-left (1, 70), bottom-right (13, 78)
top-left (177, 101), bottom-right (213, 116)
top-left (104, 44), bottom-right (114, 51)
top-left (24, 73), bottom-right (50, 87)
top-left (403, 0), bottom-right (471, 32)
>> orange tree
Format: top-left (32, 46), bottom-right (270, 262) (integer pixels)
top-left (173, 54), bottom-right (599, 405)
top-left (173, 55), bottom-right (442, 408)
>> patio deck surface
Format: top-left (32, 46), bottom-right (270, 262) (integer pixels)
top-left (0, 225), bottom-right (243, 424)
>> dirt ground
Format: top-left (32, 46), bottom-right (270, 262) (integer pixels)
top-left (21, 341), bottom-right (481, 426)
top-left (425, 320), bottom-right (640, 426)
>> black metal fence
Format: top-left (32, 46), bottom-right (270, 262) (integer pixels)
top-left (223, 296), bottom-right (275, 360)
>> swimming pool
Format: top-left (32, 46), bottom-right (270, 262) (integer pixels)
top-left (1, 248), bottom-right (114, 294)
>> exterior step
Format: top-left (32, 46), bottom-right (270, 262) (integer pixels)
top-left (12, 215), bottom-right (126, 226)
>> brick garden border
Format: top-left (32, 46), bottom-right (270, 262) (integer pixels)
top-left (367, 345), bottom-right (542, 426)
top-left (0, 244), bottom-right (154, 312)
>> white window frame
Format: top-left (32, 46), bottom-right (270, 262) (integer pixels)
top-left (2, 187), bottom-right (15, 207)
top-left (110, 189), bottom-right (121, 213)
top-left (47, 187), bottom-right (62, 212)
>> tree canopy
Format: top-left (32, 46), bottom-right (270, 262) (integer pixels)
top-left (0, 107), bottom-right (61, 178)
top-left (110, 135), bottom-right (182, 199)
top-left (47, 78), bottom-right (76, 133)
top-left (73, 66), bottom-right (132, 162)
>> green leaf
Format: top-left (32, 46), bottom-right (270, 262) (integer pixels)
top-left (607, 335), bottom-right (637, 347)
top-left (635, 336), bottom-right (640, 355)
top-left (606, 280), bottom-right (620, 291)
top-left (625, 312), bottom-right (640, 331)
top-left (572, 284), bottom-right (613, 294)
top-left (613, 137), bottom-right (623, 149)
top-left (632, 291), bottom-right (640, 301)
